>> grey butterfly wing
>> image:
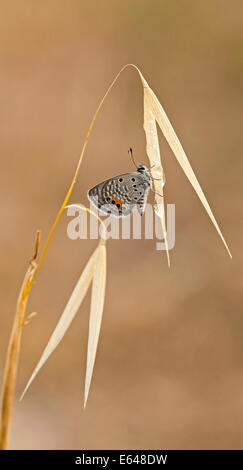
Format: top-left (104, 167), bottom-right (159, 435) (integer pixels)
top-left (88, 171), bottom-right (149, 217)
top-left (87, 179), bottom-right (108, 211)
top-left (136, 186), bottom-right (150, 215)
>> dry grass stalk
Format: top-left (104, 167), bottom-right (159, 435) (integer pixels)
top-left (143, 89), bottom-right (169, 265)
top-left (135, 67), bottom-right (231, 258)
top-left (84, 241), bottom-right (106, 407)
top-left (20, 65), bottom-right (231, 406)
top-left (18, 63), bottom-right (233, 407)
top-left (0, 231), bottom-right (40, 450)
top-left (1, 63), bottom-right (232, 448)
top-left (1, 67), bottom-right (127, 444)
top-left (1, 66), bottom-right (127, 445)
top-left (20, 207), bottom-right (107, 407)
top-left (31, 65), bottom-right (132, 283)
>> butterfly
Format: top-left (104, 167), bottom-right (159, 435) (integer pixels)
top-left (87, 148), bottom-right (163, 217)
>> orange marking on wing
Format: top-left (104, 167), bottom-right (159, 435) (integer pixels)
top-left (106, 195), bottom-right (123, 207)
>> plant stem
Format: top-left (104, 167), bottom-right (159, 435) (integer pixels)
top-left (0, 231), bottom-right (40, 450)
top-left (0, 64), bottom-right (139, 449)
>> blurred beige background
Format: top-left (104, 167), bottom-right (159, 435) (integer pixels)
top-left (0, 0), bottom-right (242, 450)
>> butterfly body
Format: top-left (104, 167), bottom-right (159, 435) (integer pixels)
top-left (87, 164), bottom-right (151, 217)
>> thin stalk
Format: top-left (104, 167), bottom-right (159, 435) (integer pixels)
top-left (0, 64), bottom-right (135, 450)
top-left (0, 231), bottom-right (40, 450)
top-left (32, 64), bottom-right (137, 281)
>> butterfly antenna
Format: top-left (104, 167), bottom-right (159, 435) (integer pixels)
top-left (128, 147), bottom-right (138, 169)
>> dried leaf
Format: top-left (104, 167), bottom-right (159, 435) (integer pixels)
top-left (143, 89), bottom-right (170, 266)
top-left (138, 69), bottom-right (231, 258)
top-left (20, 246), bottom-right (99, 401)
top-left (84, 242), bottom-right (107, 408)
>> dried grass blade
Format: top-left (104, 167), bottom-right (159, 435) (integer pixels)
top-left (137, 70), bottom-right (231, 258)
top-left (143, 89), bottom-right (170, 267)
top-left (84, 243), bottom-right (107, 408)
top-left (20, 246), bottom-right (99, 401)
